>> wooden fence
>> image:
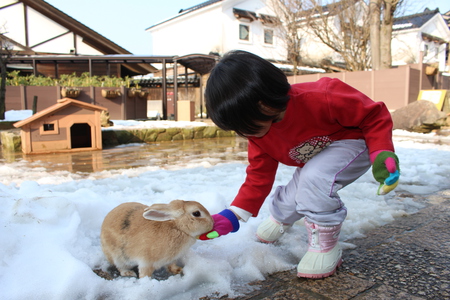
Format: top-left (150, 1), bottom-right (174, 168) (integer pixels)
top-left (288, 64), bottom-right (450, 111)
top-left (5, 86), bottom-right (201, 120)
top-left (5, 63), bottom-right (449, 119)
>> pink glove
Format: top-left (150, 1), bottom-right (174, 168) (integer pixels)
top-left (198, 209), bottom-right (240, 240)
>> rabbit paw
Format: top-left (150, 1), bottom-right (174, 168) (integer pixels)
top-left (119, 269), bottom-right (137, 277)
top-left (168, 263), bottom-right (183, 275)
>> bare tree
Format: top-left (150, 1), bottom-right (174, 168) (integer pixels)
top-left (269, 0), bottom-right (305, 74)
top-left (369, 0), bottom-right (381, 69)
top-left (302, 0), bottom-right (371, 71)
top-left (0, 33), bottom-right (14, 120)
top-left (370, 0), bottom-right (403, 69)
top-left (380, 0), bottom-right (402, 69)
top-left (270, 0), bottom-right (405, 72)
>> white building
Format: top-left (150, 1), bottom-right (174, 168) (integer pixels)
top-left (146, 0), bottom-right (287, 62)
top-left (0, 0), bottom-right (154, 77)
top-left (147, 0), bottom-right (450, 72)
top-left (391, 8), bottom-right (450, 72)
top-left (0, 0), bottom-right (128, 56)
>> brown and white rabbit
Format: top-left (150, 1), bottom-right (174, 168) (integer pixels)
top-left (100, 200), bottom-right (213, 278)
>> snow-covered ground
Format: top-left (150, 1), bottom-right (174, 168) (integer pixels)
top-left (1, 110), bottom-right (450, 299)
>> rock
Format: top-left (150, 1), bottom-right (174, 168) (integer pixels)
top-left (203, 126), bottom-right (218, 138)
top-left (114, 130), bottom-right (135, 144)
top-left (194, 127), bottom-right (204, 139)
top-left (100, 110), bottom-right (114, 127)
top-left (101, 130), bottom-right (119, 147)
top-left (181, 128), bottom-right (195, 139)
top-left (217, 128), bottom-right (235, 137)
top-left (156, 130), bottom-right (174, 142)
top-left (391, 100), bottom-right (447, 133)
top-left (132, 128), bottom-right (164, 143)
top-left (0, 130), bottom-right (21, 151)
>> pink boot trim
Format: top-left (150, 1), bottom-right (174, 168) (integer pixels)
top-left (297, 220), bottom-right (343, 278)
top-left (305, 219), bottom-right (341, 253)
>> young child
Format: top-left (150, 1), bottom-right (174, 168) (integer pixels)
top-left (200, 50), bottom-right (400, 279)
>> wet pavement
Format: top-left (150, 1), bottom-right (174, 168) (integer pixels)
top-left (0, 136), bottom-right (249, 176)
top-left (202, 189), bottom-right (450, 300)
top-left (1, 126), bottom-right (448, 177)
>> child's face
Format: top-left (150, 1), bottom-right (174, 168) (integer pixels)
top-left (242, 104), bottom-right (285, 138)
top-left (242, 119), bottom-right (273, 138)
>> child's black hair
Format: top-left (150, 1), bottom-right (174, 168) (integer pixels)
top-left (205, 50), bottom-right (291, 136)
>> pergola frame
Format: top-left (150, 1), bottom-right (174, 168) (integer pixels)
top-left (8, 54), bottom-right (218, 120)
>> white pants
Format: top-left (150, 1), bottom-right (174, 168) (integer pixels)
top-left (269, 139), bottom-right (370, 226)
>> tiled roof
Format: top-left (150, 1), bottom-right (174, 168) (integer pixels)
top-left (147, 0), bottom-right (222, 30)
top-left (178, 0), bottom-right (222, 14)
top-left (393, 8), bottom-right (440, 31)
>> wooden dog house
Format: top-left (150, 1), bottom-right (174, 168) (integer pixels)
top-left (14, 98), bottom-right (107, 154)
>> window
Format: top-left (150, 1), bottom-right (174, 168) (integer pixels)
top-left (43, 123), bottom-right (55, 131)
top-left (39, 120), bottom-right (59, 135)
top-left (239, 24), bottom-right (250, 41)
top-left (264, 29), bottom-right (273, 45)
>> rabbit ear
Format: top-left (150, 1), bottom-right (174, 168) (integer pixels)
top-left (143, 203), bottom-right (183, 221)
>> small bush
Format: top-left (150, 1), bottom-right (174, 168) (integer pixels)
top-left (3, 71), bottom-right (140, 87)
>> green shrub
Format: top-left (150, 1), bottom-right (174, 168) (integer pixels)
top-left (3, 71), bottom-right (140, 87)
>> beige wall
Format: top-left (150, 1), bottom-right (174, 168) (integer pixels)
top-left (5, 86), bottom-right (147, 120)
top-left (288, 66), bottom-right (422, 111)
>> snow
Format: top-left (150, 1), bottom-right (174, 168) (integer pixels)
top-left (3, 110), bottom-right (34, 121)
top-left (1, 110), bottom-right (450, 299)
top-left (101, 119), bottom-right (209, 130)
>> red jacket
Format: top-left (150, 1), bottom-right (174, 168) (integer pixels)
top-left (231, 77), bottom-right (394, 216)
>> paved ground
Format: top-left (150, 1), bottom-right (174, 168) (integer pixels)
top-left (201, 189), bottom-right (450, 300)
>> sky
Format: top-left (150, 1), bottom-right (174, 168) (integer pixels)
top-left (43, 0), bottom-right (450, 55)
top-left (1, 111), bottom-right (450, 299)
top-left (44, 0), bottom-right (206, 55)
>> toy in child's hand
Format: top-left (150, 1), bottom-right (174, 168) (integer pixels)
top-left (100, 200), bottom-right (213, 278)
top-left (198, 209), bottom-right (240, 240)
top-left (371, 150), bottom-right (400, 195)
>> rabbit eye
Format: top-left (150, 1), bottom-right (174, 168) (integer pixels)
top-left (192, 211), bottom-right (201, 217)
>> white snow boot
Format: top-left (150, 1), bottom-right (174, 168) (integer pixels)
top-left (297, 219), bottom-right (342, 278)
top-left (256, 215), bottom-right (292, 243)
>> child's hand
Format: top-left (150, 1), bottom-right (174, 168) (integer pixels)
top-left (198, 209), bottom-right (240, 240)
top-left (370, 150), bottom-right (400, 195)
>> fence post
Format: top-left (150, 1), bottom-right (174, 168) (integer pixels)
top-left (32, 96), bottom-right (38, 114)
top-left (56, 85), bottom-right (60, 100)
top-left (121, 86), bottom-right (126, 119)
top-left (90, 86), bottom-right (95, 105)
top-left (419, 51), bottom-right (424, 91)
top-left (20, 85), bottom-right (27, 109)
top-left (405, 66), bottom-right (411, 106)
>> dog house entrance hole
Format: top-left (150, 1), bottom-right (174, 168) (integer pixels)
top-left (70, 123), bottom-right (92, 148)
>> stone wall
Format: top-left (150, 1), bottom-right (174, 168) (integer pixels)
top-left (0, 129), bottom-right (21, 151)
top-left (1, 126), bottom-right (236, 152)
